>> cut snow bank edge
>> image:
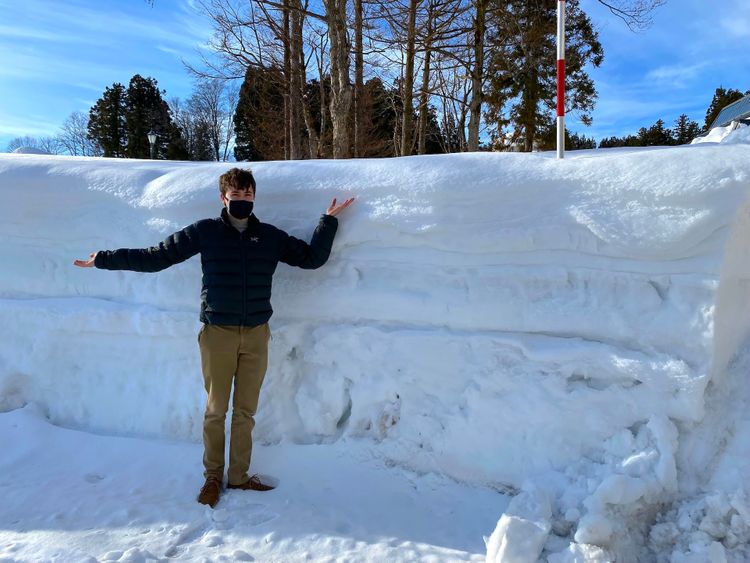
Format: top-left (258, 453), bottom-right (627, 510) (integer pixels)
top-left (1, 143), bottom-right (750, 559)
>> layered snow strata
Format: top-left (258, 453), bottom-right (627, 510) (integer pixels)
top-left (1, 142), bottom-right (750, 557)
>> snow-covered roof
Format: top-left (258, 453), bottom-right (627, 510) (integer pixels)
top-left (709, 93), bottom-right (750, 129)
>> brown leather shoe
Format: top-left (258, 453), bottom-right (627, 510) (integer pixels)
top-left (197, 477), bottom-right (222, 507)
top-left (227, 474), bottom-right (275, 492)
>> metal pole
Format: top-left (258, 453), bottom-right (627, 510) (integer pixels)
top-left (556, 0), bottom-right (566, 159)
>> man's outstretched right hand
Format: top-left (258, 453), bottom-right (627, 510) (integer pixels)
top-left (73, 252), bottom-right (97, 268)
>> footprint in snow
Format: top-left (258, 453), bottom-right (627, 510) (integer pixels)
top-left (164, 520), bottom-right (212, 559)
top-left (212, 503), bottom-right (278, 528)
top-left (84, 473), bottom-right (105, 484)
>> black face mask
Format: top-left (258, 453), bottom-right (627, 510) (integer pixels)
top-left (228, 199), bottom-right (254, 219)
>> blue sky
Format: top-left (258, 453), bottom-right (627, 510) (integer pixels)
top-left (1, 0), bottom-right (748, 151)
top-left (0, 0), bottom-right (212, 150)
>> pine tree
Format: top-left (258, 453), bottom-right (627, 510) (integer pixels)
top-left (88, 76), bottom-right (187, 159)
top-left (357, 78), bottom-right (399, 157)
top-left (422, 105), bottom-right (446, 155)
top-left (124, 75), bottom-right (185, 159)
top-left (485, 0), bottom-right (603, 152)
top-left (672, 114), bottom-right (700, 145)
top-left (598, 134), bottom-right (639, 149)
top-left (635, 119), bottom-right (672, 146)
top-left (704, 87), bottom-right (747, 130)
top-left (566, 130), bottom-right (596, 150)
top-left (234, 66), bottom-right (286, 162)
top-left (88, 83), bottom-right (127, 157)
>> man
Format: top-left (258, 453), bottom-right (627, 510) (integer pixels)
top-left (74, 167), bottom-right (355, 508)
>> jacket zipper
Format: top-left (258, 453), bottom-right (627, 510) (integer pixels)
top-left (240, 230), bottom-right (247, 325)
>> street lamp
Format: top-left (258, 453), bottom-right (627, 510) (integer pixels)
top-left (147, 130), bottom-right (157, 159)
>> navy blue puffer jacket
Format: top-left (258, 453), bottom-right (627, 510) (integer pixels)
top-left (95, 208), bottom-right (338, 326)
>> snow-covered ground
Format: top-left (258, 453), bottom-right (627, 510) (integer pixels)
top-left (1, 126), bottom-right (750, 561)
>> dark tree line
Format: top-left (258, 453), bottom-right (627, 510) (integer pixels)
top-left (233, 66), bottom-right (445, 160)
top-left (598, 86), bottom-right (749, 149)
top-left (190, 0), bottom-right (662, 158)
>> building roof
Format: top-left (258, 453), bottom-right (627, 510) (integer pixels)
top-left (710, 94), bottom-right (750, 130)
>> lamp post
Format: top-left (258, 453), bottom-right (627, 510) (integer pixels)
top-left (147, 130), bottom-right (157, 159)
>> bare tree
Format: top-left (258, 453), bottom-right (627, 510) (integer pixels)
top-left (321, 0), bottom-right (352, 158)
top-left (7, 136), bottom-right (41, 152)
top-left (221, 82), bottom-right (240, 161)
top-left (415, 0), bottom-right (467, 154)
top-left (57, 111), bottom-right (102, 156)
top-left (190, 0), bottom-right (334, 159)
top-left (189, 78), bottom-right (239, 161)
top-left (595, 0), bottom-right (665, 31)
top-left (466, 0), bottom-right (486, 151)
top-left (401, 0), bottom-right (419, 156)
top-left (353, 0), bottom-right (364, 157)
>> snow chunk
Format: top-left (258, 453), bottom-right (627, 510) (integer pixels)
top-left (486, 487), bottom-right (551, 563)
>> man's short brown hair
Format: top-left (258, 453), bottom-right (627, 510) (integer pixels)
top-left (219, 168), bottom-right (256, 196)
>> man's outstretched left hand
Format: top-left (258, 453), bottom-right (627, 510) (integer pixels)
top-left (326, 197), bottom-right (356, 217)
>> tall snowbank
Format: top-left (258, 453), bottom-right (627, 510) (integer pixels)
top-left (1, 136), bottom-right (750, 558)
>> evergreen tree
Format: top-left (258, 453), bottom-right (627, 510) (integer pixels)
top-left (349, 77), bottom-right (400, 157)
top-left (704, 87), bottom-right (747, 130)
top-left (672, 114), bottom-right (701, 145)
top-left (192, 120), bottom-right (217, 161)
top-left (598, 134), bottom-right (640, 148)
top-left (88, 83), bottom-right (127, 157)
top-left (485, 0), bottom-right (603, 152)
top-left (538, 124), bottom-right (596, 150)
top-left (124, 75), bottom-right (186, 159)
top-left (164, 122), bottom-right (190, 160)
top-left (566, 131), bottom-right (596, 150)
top-left (422, 105), bottom-right (446, 155)
top-left (234, 66), bottom-right (286, 162)
top-left (88, 76), bottom-right (187, 159)
top-left (637, 119), bottom-right (673, 146)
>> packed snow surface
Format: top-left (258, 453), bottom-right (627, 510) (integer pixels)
top-left (2, 127), bottom-right (750, 561)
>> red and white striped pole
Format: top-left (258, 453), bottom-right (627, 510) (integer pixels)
top-left (556, 0), bottom-right (566, 159)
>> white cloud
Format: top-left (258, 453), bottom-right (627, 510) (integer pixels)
top-left (719, 0), bottom-right (750, 38)
top-left (645, 63), bottom-right (706, 88)
top-left (0, 113), bottom-right (60, 137)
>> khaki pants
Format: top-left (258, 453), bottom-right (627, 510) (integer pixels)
top-left (198, 323), bottom-right (270, 486)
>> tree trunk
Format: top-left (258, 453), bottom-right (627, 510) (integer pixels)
top-left (522, 71), bottom-right (536, 152)
top-left (318, 46), bottom-right (328, 157)
top-left (354, 0), bottom-right (364, 157)
top-left (458, 103), bottom-right (468, 151)
top-left (293, 6), bottom-right (319, 159)
top-left (283, 2), bottom-right (291, 159)
top-left (323, 0), bottom-right (352, 159)
top-left (417, 2), bottom-right (434, 155)
top-left (288, 0), bottom-right (303, 159)
top-left (400, 0), bottom-right (419, 156)
top-left (467, 0), bottom-right (485, 151)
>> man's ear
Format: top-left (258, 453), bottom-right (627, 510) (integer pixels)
top-left (219, 193), bottom-right (228, 206)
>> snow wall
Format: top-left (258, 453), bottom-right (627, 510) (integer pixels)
top-left (1, 141), bottom-right (750, 559)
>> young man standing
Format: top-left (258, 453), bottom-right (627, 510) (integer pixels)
top-left (74, 168), bottom-right (355, 507)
